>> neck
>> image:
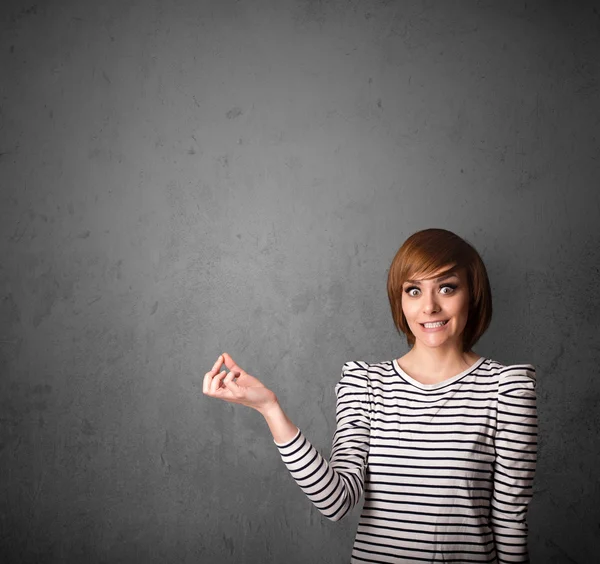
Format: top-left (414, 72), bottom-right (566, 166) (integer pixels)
top-left (405, 344), bottom-right (480, 376)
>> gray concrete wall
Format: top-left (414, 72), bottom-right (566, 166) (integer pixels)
top-left (1, 0), bottom-right (599, 562)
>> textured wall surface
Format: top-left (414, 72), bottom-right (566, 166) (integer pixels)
top-left (1, 0), bottom-right (599, 562)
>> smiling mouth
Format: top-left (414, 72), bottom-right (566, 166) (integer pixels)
top-left (420, 320), bottom-right (449, 327)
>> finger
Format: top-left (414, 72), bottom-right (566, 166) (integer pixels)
top-left (203, 355), bottom-right (224, 393)
top-left (223, 371), bottom-right (243, 397)
top-left (209, 370), bottom-right (227, 394)
top-left (223, 370), bottom-right (241, 384)
top-left (211, 354), bottom-right (223, 372)
top-left (203, 369), bottom-right (218, 394)
top-left (222, 352), bottom-right (244, 375)
top-left (222, 370), bottom-right (239, 387)
top-left (203, 370), bottom-right (213, 394)
top-left (209, 370), bottom-right (227, 395)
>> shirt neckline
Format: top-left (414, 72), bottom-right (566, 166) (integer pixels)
top-left (391, 356), bottom-right (487, 390)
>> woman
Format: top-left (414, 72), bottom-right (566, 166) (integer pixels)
top-left (203, 228), bottom-right (538, 563)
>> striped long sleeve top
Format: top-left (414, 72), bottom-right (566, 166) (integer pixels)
top-left (274, 357), bottom-right (538, 563)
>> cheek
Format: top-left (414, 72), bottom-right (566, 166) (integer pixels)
top-left (454, 298), bottom-right (470, 321)
top-left (401, 297), bottom-right (416, 317)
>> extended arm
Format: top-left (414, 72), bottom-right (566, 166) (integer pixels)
top-left (203, 353), bottom-right (370, 521)
top-left (203, 354), bottom-right (371, 522)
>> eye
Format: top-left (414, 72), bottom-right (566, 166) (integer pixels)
top-left (440, 283), bottom-right (457, 294)
top-left (405, 286), bottom-right (419, 297)
top-left (404, 283), bottom-right (457, 297)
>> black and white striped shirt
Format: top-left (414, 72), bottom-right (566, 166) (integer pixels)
top-left (275, 357), bottom-right (537, 563)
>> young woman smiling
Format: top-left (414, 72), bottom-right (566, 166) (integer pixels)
top-left (203, 228), bottom-right (538, 563)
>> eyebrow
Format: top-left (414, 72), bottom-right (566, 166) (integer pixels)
top-left (404, 271), bottom-right (459, 285)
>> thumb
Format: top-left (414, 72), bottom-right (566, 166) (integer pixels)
top-left (222, 352), bottom-right (236, 370)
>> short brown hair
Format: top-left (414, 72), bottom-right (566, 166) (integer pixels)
top-left (386, 228), bottom-right (493, 352)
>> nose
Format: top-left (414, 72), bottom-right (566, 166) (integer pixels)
top-left (423, 290), bottom-right (441, 314)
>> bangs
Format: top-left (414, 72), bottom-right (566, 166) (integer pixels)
top-left (404, 262), bottom-right (459, 284)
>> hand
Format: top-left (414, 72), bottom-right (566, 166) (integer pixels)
top-left (203, 352), bottom-right (278, 413)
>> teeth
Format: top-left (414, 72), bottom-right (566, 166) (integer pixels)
top-left (423, 321), bottom-right (447, 328)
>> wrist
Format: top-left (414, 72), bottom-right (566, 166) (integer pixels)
top-left (258, 398), bottom-right (299, 445)
top-left (257, 397), bottom-right (281, 419)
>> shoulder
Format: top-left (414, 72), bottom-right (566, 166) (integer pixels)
top-left (338, 360), bottom-right (370, 389)
top-left (338, 359), bottom-right (396, 388)
top-left (486, 358), bottom-right (536, 378)
top-left (487, 359), bottom-right (537, 395)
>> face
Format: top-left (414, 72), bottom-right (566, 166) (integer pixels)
top-left (401, 266), bottom-right (470, 352)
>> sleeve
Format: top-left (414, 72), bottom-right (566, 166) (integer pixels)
top-left (491, 364), bottom-right (538, 563)
top-left (274, 361), bottom-right (371, 522)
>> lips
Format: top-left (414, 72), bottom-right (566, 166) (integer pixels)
top-left (420, 320), bottom-right (448, 326)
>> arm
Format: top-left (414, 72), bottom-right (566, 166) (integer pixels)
top-left (203, 354), bottom-right (371, 521)
top-left (491, 365), bottom-right (538, 563)
top-left (269, 362), bottom-right (371, 522)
